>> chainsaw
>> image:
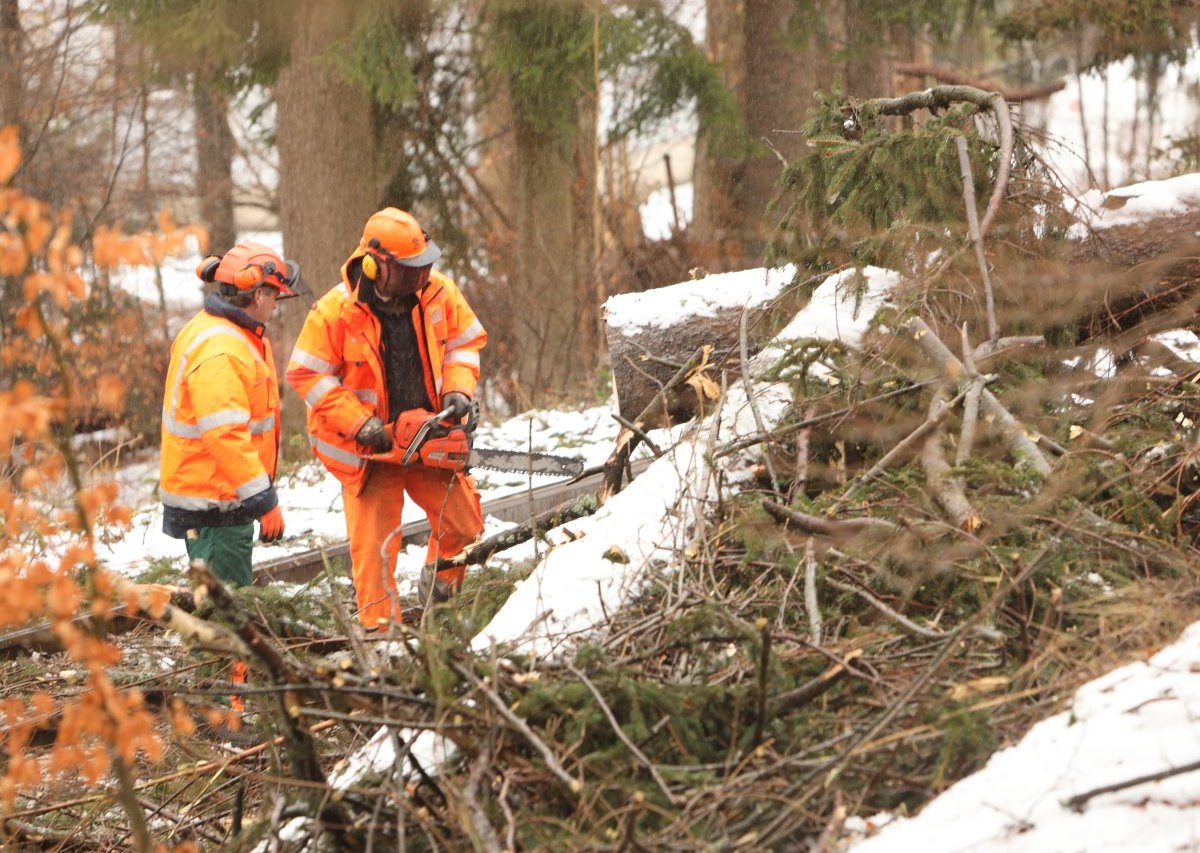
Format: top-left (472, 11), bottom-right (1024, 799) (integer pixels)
top-left (368, 402), bottom-right (584, 478)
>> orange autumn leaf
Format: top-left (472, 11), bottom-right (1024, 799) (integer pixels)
top-left (30, 692), bottom-right (55, 719)
top-left (81, 746), bottom-right (108, 784)
top-left (0, 125), bottom-right (20, 184)
top-left (122, 586), bottom-right (141, 618)
top-left (96, 374), bottom-right (126, 412)
top-left (147, 586), bottom-right (171, 619)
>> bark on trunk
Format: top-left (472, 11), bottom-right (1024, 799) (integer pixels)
top-left (692, 0), bottom-right (826, 272)
top-left (192, 67), bottom-right (236, 253)
top-left (0, 0), bottom-right (21, 129)
top-left (475, 3), bottom-right (597, 408)
top-left (275, 0), bottom-right (378, 445)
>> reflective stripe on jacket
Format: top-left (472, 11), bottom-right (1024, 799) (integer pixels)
top-left (160, 294), bottom-right (280, 537)
top-left (286, 269), bottom-right (486, 495)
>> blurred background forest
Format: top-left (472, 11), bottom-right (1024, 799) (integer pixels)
top-left (4, 0), bottom-right (1199, 449)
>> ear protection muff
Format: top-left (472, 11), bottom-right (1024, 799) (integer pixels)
top-left (361, 252), bottom-right (380, 281)
top-left (233, 260), bottom-right (278, 290)
top-left (361, 238), bottom-right (389, 281)
top-left (196, 255), bottom-right (221, 283)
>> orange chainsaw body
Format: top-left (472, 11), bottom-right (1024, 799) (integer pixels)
top-left (370, 407), bottom-right (473, 471)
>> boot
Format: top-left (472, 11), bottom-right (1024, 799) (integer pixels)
top-left (418, 564), bottom-right (456, 604)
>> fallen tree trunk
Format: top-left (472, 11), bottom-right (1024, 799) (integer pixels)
top-left (425, 493), bottom-right (600, 574)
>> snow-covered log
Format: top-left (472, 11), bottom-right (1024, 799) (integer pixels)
top-left (602, 266), bottom-right (796, 422)
top-left (475, 266), bottom-right (898, 658)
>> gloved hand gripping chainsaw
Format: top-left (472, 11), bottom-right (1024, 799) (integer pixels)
top-left (368, 401), bottom-right (584, 478)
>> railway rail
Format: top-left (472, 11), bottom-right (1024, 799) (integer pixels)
top-left (252, 457), bottom-right (654, 586)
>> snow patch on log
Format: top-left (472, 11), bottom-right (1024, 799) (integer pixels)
top-left (602, 264), bottom-right (795, 334)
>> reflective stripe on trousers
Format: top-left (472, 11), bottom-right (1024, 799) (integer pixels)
top-left (343, 463), bottom-right (483, 628)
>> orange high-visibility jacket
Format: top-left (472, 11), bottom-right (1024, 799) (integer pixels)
top-left (287, 269), bottom-right (486, 495)
top-left (160, 294), bottom-right (280, 537)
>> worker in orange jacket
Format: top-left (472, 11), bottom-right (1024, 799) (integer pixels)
top-left (162, 242), bottom-right (299, 712)
top-left (286, 208), bottom-right (486, 629)
top-left (161, 242), bottom-right (299, 585)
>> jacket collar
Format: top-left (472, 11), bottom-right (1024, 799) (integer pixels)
top-left (204, 292), bottom-right (265, 337)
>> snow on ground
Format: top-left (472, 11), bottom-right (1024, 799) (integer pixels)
top-left (844, 624), bottom-right (1200, 852)
top-left (96, 404), bottom-right (629, 598)
top-left (1069, 172), bottom-right (1200, 234)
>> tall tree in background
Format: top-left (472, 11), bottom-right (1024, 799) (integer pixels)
top-left (191, 65), bottom-right (236, 252)
top-left (475, 0), bottom-right (598, 404)
top-left (274, 0), bottom-right (379, 438)
top-left (0, 0), bottom-right (20, 128)
top-left (473, 0), bottom-right (728, 407)
top-left (692, 0), bottom-right (826, 272)
top-left (693, 0), bottom-right (971, 273)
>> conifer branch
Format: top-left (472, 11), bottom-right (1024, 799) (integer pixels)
top-left (861, 85), bottom-right (1014, 239)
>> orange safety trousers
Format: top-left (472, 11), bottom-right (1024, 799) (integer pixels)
top-left (344, 462), bottom-right (483, 628)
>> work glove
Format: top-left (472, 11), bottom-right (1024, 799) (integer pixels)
top-left (442, 391), bottom-right (471, 421)
top-left (356, 416), bottom-right (393, 452)
top-left (259, 505), bottom-right (285, 543)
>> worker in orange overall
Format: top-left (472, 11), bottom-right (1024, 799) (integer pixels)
top-left (161, 242), bottom-right (299, 708)
top-left (287, 208), bottom-right (486, 629)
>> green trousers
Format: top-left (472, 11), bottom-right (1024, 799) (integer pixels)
top-left (185, 524), bottom-right (254, 589)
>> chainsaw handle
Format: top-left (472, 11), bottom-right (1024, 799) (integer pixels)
top-left (398, 404), bottom-right (477, 466)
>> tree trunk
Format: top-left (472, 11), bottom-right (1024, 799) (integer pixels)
top-left (275, 0), bottom-right (378, 446)
top-left (692, 0), bottom-right (827, 273)
top-left (481, 2), bottom-right (596, 408)
top-left (192, 66), bottom-right (236, 253)
top-left (0, 0), bottom-right (20, 129)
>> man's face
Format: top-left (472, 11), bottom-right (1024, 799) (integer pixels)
top-left (246, 286), bottom-right (279, 323)
top-left (375, 260), bottom-right (431, 301)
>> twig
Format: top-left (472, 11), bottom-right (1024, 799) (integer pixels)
top-left (600, 345), bottom-right (710, 503)
top-left (973, 335), bottom-right (1045, 361)
top-left (752, 619), bottom-right (773, 748)
top-left (424, 493), bottom-right (599, 574)
top-left (956, 135), bottom-right (999, 342)
top-left (895, 62), bottom-right (1066, 102)
top-left (455, 664), bottom-right (579, 795)
top-left (957, 323), bottom-right (985, 466)
top-left (1064, 756), bottom-right (1200, 812)
top-left (761, 499), bottom-right (903, 540)
top-left (804, 538), bottom-right (822, 644)
top-left (714, 380), bottom-right (940, 459)
top-left (895, 315), bottom-right (1052, 476)
top-left (612, 413), bottom-right (663, 457)
top-left (462, 741), bottom-right (504, 852)
top-left (824, 577), bottom-right (947, 639)
top-left (922, 383), bottom-right (980, 530)
top-left (834, 385), bottom-right (970, 509)
top-left (767, 652), bottom-right (860, 717)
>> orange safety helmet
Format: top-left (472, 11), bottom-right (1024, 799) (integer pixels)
top-left (355, 208), bottom-right (442, 280)
top-left (196, 242), bottom-right (299, 297)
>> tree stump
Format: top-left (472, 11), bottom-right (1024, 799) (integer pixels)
top-left (603, 268), bottom-right (796, 422)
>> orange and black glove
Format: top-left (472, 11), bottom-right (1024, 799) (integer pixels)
top-left (356, 416), bottom-right (393, 452)
top-left (442, 392), bottom-right (471, 421)
top-left (259, 505), bottom-right (285, 543)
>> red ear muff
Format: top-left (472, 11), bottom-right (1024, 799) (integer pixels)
top-left (234, 264), bottom-right (264, 290)
top-left (233, 260), bottom-right (279, 290)
top-left (197, 256), bottom-right (221, 283)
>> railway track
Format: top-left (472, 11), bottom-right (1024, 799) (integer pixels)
top-left (253, 457), bottom-right (653, 586)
